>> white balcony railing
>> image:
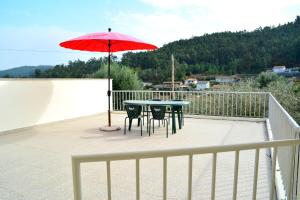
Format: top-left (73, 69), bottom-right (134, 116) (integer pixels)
top-left (71, 91), bottom-right (299, 200)
top-left (112, 90), bottom-right (269, 118)
top-left (72, 139), bottom-right (300, 200)
top-left (268, 94), bottom-right (300, 199)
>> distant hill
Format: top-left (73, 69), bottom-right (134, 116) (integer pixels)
top-left (121, 16), bottom-right (300, 83)
top-left (0, 65), bottom-right (53, 77)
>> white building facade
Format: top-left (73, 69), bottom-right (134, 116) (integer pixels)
top-left (196, 81), bottom-right (210, 90)
top-left (272, 66), bottom-right (286, 73)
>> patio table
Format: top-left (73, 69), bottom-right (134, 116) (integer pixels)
top-left (123, 100), bottom-right (190, 134)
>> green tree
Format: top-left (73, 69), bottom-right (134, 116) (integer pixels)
top-left (92, 63), bottom-right (142, 90)
top-left (34, 69), bottom-right (42, 78)
top-left (121, 16), bottom-right (300, 83)
top-left (255, 72), bottom-right (279, 88)
top-left (232, 73), bottom-right (300, 124)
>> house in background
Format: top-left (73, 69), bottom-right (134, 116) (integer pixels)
top-left (142, 82), bottom-right (153, 88)
top-left (184, 78), bottom-right (198, 85)
top-left (215, 76), bottom-right (237, 84)
top-left (153, 81), bottom-right (188, 91)
top-left (196, 81), bottom-right (210, 90)
top-left (272, 66), bottom-right (286, 73)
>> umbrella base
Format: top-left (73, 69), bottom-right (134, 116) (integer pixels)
top-left (100, 125), bottom-right (121, 132)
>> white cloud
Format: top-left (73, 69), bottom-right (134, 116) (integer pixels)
top-left (1, 0), bottom-right (299, 69)
top-left (111, 0), bottom-right (300, 47)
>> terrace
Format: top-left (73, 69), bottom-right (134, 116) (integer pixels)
top-left (0, 79), bottom-right (299, 200)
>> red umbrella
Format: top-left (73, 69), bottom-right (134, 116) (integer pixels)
top-left (59, 28), bottom-right (157, 131)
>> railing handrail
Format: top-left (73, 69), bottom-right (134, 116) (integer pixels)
top-left (72, 139), bottom-right (300, 200)
top-left (112, 90), bottom-right (270, 94)
top-left (269, 93), bottom-right (299, 129)
top-left (72, 139), bottom-right (300, 163)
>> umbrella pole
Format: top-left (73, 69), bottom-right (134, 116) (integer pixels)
top-left (100, 28), bottom-right (120, 131)
top-left (108, 40), bottom-right (111, 127)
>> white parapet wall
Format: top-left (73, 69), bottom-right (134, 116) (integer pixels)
top-left (0, 79), bottom-right (110, 132)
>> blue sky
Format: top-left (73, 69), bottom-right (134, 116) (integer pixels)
top-left (0, 0), bottom-right (299, 70)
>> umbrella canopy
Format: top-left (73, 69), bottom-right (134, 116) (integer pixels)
top-left (59, 28), bottom-right (157, 130)
top-left (59, 31), bottom-right (157, 52)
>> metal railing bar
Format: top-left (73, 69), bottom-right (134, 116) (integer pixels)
top-left (163, 157), bottom-right (167, 200)
top-left (270, 147), bottom-right (278, 200)
top-left (231, 93), bottom-right (234, 117)
top-left (72, 160), bottom-right (82, 200)
top-left (232, 150), bottom-right (240, 200)
top-left (227, 93), bottom-right (229, 116)
top-left (263, 93), bottom-right (267, 118)
top-left (136, 159), bottom-right (140, 200)
top-left (72, 139), bottom-right (300, 163)
top-left (254, 94), bottom-right (256, 117)
top-left (107, 161), bottom-right (112, 200)
top-left (258, 94), bottom-right (261, 117)
top-left (211, 153), bottom-right (217, 200)
top-left (210, 93), bottom-right (212, 115)
top-left (252, 148), bottom-right (260, 200)
top-left (114, 90), bottom-right (269, 95)
top-left (188, 154), bottom-right (193, 200)
top-left (235, 93), bottom-right (238, 117)
top-left (249, 93), bottom-right (252, 117)
top-left (288, 145), bottom-right (297, 200)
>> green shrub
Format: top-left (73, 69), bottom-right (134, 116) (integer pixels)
top-left (92, 63), bottom-right (142, 90)
top-left (256, 72), bottom-right (279, 88)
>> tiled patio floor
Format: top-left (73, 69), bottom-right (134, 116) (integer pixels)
top-left (0, 113), bottom-right (271, 200)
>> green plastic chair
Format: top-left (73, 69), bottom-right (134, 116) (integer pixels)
top-left (142, 99), bottom-right (162, 124)
top-left (124, 105), bottom-right (143, 136)
top-left (149, 105), bottom-right (169, 138)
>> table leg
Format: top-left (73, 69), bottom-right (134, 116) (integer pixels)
top-left (172, 107), bottom-right (176, 134)
top-left (177, 109), bottom-right (182, 129)
top-left (147, 105), bottom-right (149, 133)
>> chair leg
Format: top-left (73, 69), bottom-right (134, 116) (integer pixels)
top-left (138, 118), bottom-right (141, 127)
top-left (181, 110), bottom-right (184, 126)
top-left (124, 117), bottom-right (127, 135)
top-left (142, 108), bottom-right (145, 125)
top-left (152, 119), bottom-right (154, 134)
top-left (166, 119), bottom-right (168, 138)
top-left (149, 119), bottom-right (151, 136)
top-left (140, 117), bottom-right (143, 136)
top-left (177, 110), bottom-right (182, 129)
top-left (129, 118), bottom-right (132, 131)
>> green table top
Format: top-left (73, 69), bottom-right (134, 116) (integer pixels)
top-left (123, 100), bottom-right (190, 106)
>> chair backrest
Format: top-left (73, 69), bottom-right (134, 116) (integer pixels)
top-left (125, 105), bottom-right (142, 118)
top-left (150, 105), bottom-right (166, 120)
top-left (172, 99), bottom-right (183, 110)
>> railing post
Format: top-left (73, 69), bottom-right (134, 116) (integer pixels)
top-left (252, 148), bottom-right (260, 200)
top-left (211, 153), bottom-right (217, 200)
top-left (163, 157), bottom-right (167, 200)
top-left (107, 161), bottom-right (112, 200)
top-left (232, 150), bottom-right (240, 200)
top-left (72, 158), bottom-right (82, 200)
top-left (188, 154), bottom-right (193, 200)
top-left (270, 147), bottom-right (278, 200)
top-left (136, 159), bottom-right (140, 200)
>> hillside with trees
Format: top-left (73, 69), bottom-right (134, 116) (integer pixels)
top-left (121, 16), bottom-right (300, 83)
top-left (34, 58), bottom-right (105, 78)
top-left (0, 65), bottom-right (53, 77)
